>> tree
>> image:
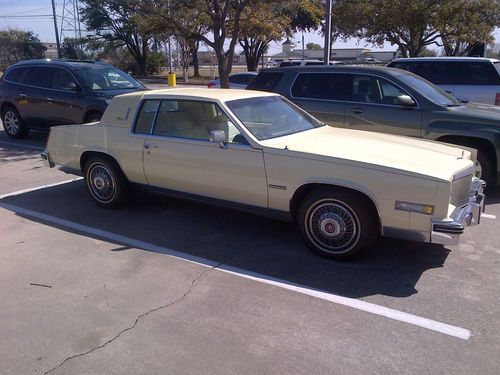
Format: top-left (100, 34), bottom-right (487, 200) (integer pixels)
top-left (145, 0), bottom-right (252, 88)
top-left (80, 0), bottom-right (152, 75)
top-left (330, 0), bottom-right (500, 57)
top-left (237, 0), bottom-right (323, 71)
top-left (306, 43), bottom-right (322, 50)
top-left (0, 29), bottom-right (46, 67)
top-left (237, 2), bottom-right (290, 71)
top-left (434, 0), bottom-right (500, 56)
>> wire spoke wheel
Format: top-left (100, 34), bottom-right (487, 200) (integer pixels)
top-left (306, 200), bottom-right (360, 254)
top-left (88, 163), bottom-right (116, 203)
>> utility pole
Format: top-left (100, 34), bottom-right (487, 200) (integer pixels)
top-left (302, 33), bottom-right (305, 60)
top-left (51, 0), bottom-right (62, 58)
top-left (323, 0), bottom-right (332, 65)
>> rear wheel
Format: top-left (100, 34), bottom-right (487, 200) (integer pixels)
top-left (84, 156), bottom-right (128, 208)
top-left (2, 107), bottom-right (29, 138)
top-left (297, 188), bottom-right (379, 260)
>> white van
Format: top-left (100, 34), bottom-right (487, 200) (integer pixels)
top-left (388, 57), bottom-right (500, 106)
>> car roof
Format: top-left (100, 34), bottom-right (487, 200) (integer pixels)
top-left (129, 87), bottom-right (279, 102)
top-left (390, 57), bottom-right (500, 63)
top-left (259, 65), bottom-right (404, 76)
top-left (8, 59), bottom-right (112, 70)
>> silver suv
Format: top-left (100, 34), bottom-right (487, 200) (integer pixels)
top-left (387, 57), bottom-right (500, 106)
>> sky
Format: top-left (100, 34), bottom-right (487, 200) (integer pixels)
top-left (1, 0), bottom-right (499, 55)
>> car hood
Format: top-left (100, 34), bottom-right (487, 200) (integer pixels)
top-left (260, 126), bottom-right (474, 181)
top-left (444, 102), bottom-right (500, 125)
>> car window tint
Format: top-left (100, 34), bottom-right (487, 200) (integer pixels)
top-left (415, 62), bottom-right (453, 84)
top-left (455, 62), bottom-right (500, 85)
top-left (292, 73), bottom-right (349, 100)
top-left (246, 72), bottom-right (283, 92)
top-left (494, 61), bottom-right (500, 76)
top-left (4, 67), bottom-right (28, 83)
top-left (304, 62), bottom-right (323, 66)
top-left (134, 100), bottom-right (160, 134)
top-left (229, 75), bottom-right (244, 84)
top-left (390, 62), bottom-right (418, 74)
top-left (52, 68), bottom-right (79, 91)
top-left (29, 67), bottom-right (55, 88)
top-left (239, 74), bottom-right (255, 84)
top-left (153, 100), bottom-right (243, 143)
top-left (351, 75), bottom-right (412, 105)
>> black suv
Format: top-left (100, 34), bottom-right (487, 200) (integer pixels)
top-left (0, 59), bottom-right (146, 138)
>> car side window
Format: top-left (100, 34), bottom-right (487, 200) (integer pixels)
top-left (415, 62), bottom-right (454, 85)
top-left (292, 73), bottom-right (349, 101)
top-left (134, 100), bottom-right (160, 134)
top-left (29, 67), bottom-right (55, 88)
top-left (4, 67), bottom-right (29, 84)
top-left (152, 100), bottom-right (244, 144)
top-left (52, 68), bottom-right (80, 91)
top-left (455, 62), bottom-right (500, 85)
top-left (229, 75), bottom-right (244, 84)
top-left (351, 75), bottom-right (413, 106)
top-left (247, 72), bottom-right (284, 92)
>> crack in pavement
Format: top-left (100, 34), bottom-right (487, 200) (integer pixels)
top-left (42, 240), bottom-right (268, 375)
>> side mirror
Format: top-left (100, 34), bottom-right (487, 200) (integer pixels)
top-left (210, 130), bottom-right (227, 148)
top-left (396, 95), bottom-right (416, 107)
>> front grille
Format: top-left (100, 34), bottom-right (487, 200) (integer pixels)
top-left (450, 175), bottom-right (472, 207)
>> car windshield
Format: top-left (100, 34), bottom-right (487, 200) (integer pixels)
top-left (397, 72), bottom-right (461, 106)
top-left (226, 96), bottom-right (324, 141)
top-left (75, 66), bottom-right (143, 91)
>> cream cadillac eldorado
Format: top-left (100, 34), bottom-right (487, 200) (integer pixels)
top-left (42, 88), bottom-right (485, 259)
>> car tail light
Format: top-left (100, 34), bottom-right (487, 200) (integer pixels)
top-left (495, 93), bottom-right (500, 106)
top-left (207, 82), bottom-right (216, 88)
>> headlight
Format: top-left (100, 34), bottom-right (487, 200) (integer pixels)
top-left (395, 201), bottom-right (434, 215)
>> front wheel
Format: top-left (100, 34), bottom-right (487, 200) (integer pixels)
top-left (297, 188), bottom-right (379, 260)
top-left (84, 156), bottom-right (128, 208)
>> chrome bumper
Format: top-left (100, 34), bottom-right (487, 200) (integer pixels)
top-left (431, 177), bottom-right (486, 246)
top-left (41, 150), bottom-right (54, 168)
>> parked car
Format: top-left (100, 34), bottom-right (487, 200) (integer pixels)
top-left (207, 72), bottom-right (257, 89)
top-left (247, 65), bottom-right (500, 184)
top-left (0, 59), bottom-right (146, 138)
top-left (42, 88), bottom-right (484, 259)
top-left (363, 57), bottom-right (382, 64)
top-left (387, 57), bottom-right (500, 106)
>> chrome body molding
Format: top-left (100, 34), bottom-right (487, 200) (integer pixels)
top-left (431, 177), bottom-right (486, 246)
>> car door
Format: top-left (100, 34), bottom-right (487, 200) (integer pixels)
top-left (45, 67), bottom-right (86, 126)
top-left (142, 99), bottom-right (268, 207)
top-left (288, 72), bottom-right (348, 128)
top-left (17, 66), bottom-right (52, 128)
top-left (345, 74), bottom-right (422, 137)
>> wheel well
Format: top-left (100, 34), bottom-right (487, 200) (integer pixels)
top-left (290, 183), bottom-right (381, 231)
top-left (83, 110), bottom-right (103, 123)
top-left (437, 135), bottom-right (497, 175)
top-left (80, 151), bottom-right (127, 181)
top-left (1, 102), bottom-right (17, 115)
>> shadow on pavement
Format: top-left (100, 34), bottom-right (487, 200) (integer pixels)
top-left (0, 180), bottom-right (452, 300)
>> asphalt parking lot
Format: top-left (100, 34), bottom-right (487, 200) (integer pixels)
top-left (0, 128), bottom-right (499, 375)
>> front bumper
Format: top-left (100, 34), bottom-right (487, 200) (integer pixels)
top-left (431, 177), bottom-right (486, 246)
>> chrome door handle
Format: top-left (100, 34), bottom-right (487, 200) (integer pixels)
top-left (19, 93), bottom-right (27, 98)
top-left (144, 143), bottom-right (150, 149)
top-left (47, 97), bottom-right (54, 101)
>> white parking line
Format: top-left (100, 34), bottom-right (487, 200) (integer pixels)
top-left (481, 213), bottom-right (496, 220)
top-left (0, 182), bottom-right (472, 340)
top-left (0, 178), bottom-right (83, 199)
top-left (0, 140), bottom-right (44, 151)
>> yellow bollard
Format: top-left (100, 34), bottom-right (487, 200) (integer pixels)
top-left (167, 72), bottom-right (176, 87)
